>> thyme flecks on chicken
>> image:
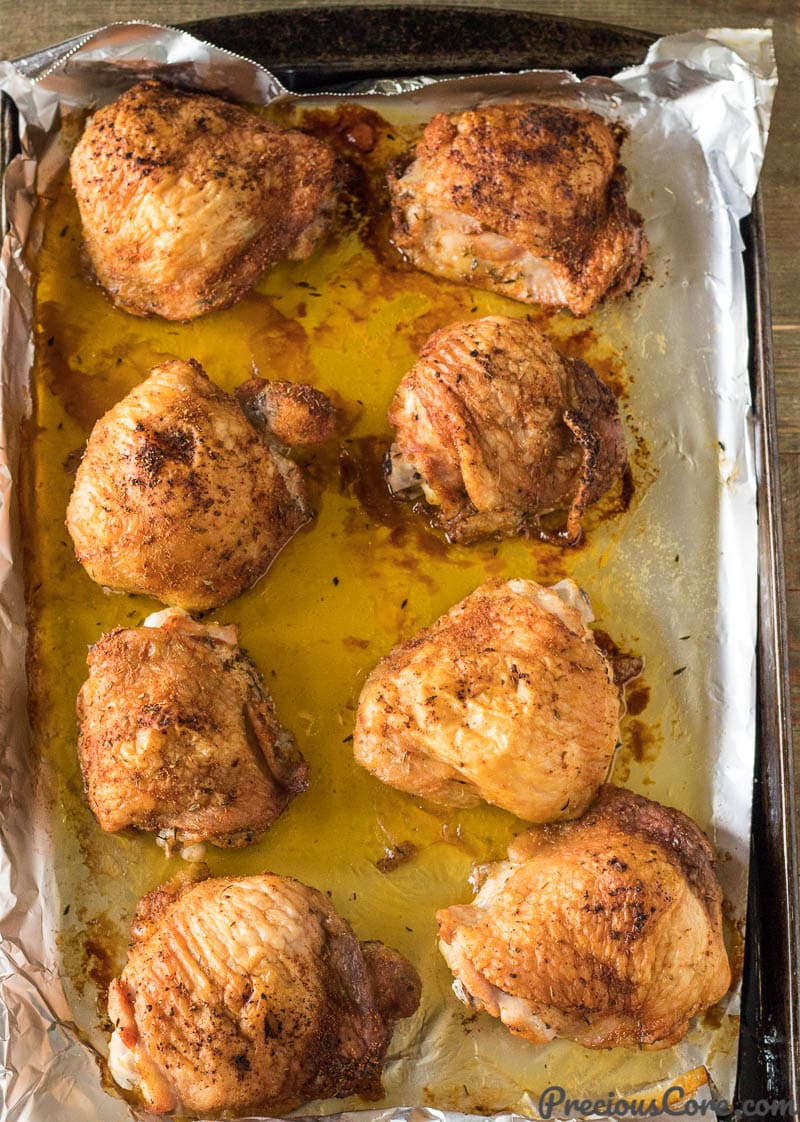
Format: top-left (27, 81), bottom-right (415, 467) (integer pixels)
top-left (388, 103), bottom-right (646, 317)
top-left (108, 871), bottom-right (421, 1117)
top-left (70, 80), bottom-right (341, 321)
top-left (77, 609), bottom-right (307, 850)
top-left (66, 358), bottom-right (335, 611)
top-left (386, 315), bottom-right (627, 544)
top-left (354, 579), bottom-right (626, 822)
top-left (437, 785), bottom-right (731, 1050)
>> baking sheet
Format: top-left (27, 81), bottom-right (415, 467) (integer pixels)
top-left (0, 21), bottom-right (776, 1122)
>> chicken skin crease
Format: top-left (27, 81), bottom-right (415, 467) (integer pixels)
top-left (388, 102), bottom-right (646, 317)
top-left (66, 358), bottom-right (335, 611)
top-left (437, 785), bottom-right (731, 1050)
top-left (107, 872), bottom-right (421, 1117)
top-left (386, 315), bottom-right (627, 544)
top-left (70, 80), bottom-right (340, 320)
top-left (354, 578), bottom-right (623, 822)
top-left (77, 609), bottom-right (308, 849)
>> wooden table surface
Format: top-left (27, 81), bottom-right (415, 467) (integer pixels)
top-left (2, 0), bottom-right (798, 759)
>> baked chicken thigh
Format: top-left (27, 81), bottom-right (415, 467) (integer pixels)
top-left (108, 871), bottom-right (421, 1116)
top-left (354, 579), bottom-right (624, 822)
top-left (437, 785), bottom-right (731, 1050)
top-left (388, 103), bottom-right (646, 317)
top-left (66, 359), bottom-right (335, 611)
top-left (386, 315), bottom-right (627, 543)
top-left (77, 608), bottom-right (307, 850)
top-left (70, 80), bottom-right (340, 320)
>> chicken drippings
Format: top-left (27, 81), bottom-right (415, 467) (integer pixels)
top-left (25, 100), bottom-right (685, 1115)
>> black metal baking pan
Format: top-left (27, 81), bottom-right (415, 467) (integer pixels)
top-left (184, 14), bottom-right (800, 1113)
top-left (2, 5), bottom-right (797, 1117)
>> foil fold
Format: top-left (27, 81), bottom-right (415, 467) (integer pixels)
top-left (0, 21), bottom-right (777, 1122)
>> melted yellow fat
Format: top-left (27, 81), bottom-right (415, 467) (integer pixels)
top-left (25, 105), bottom-right (693, 1116)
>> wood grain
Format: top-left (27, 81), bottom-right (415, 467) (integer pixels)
top-left (2, 0), bottom-right (798, 755)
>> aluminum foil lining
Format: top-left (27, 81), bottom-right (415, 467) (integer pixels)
top-left (0, 21), bottom-right (777, 1122)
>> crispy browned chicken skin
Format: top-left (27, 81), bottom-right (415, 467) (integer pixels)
top-left (66, 359), bottom-right (334, 611)
top-left (77, 609), bottom-right (307, 850)
top-left (388, 103), bottom-right (646, 317)
top-left (236, 376), bottom-right (338, 447)
top-left (354, 579), bottom-right (623, 822)
top-left (386, 315), bottom-right (627, 543)
top-left (437, 785), bottom-right (731, 1050)
top-left (70, 80), bottom-right (340, 320)
top-left (108, 871), bottom-right (421, 1116)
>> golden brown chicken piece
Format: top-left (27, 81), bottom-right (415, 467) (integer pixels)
top-left (236, 376), bottom-right (338, 447)
top-left (354, 578), bottom-right (624, 822)
top-left (108, 871), bottom-right (421, 1117)
top-left (388, 103), bottom-right (646, 317)
top-left (70, 80), bottom-right (340, 320)
top-left (66, 359), bottom-right (334, 611)
top-left (437, 785), bottom-right (731, 1050)
top-left (386, 315), bottom-right (626, 543)
top-left (77, 608), bottom-right (307, 851)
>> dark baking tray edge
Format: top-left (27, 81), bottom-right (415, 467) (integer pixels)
top-left (736, 196), bottom-right (800, 1116)
top-left (1, 5), bottom-right (796, 1116)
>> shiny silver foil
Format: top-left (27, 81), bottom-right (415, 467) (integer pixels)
top-left (0, 22), bottom-right (776, 1122)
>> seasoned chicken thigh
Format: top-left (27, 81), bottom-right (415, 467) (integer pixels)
top-left (354, 579), bottom-right (624, 822)
top-left (388, 103), bottom-right (646, 317)
top-left (70, 80), bottom-right (340, 320)
top-left (108, 871), bottom-right (421, 1117)
top-left (386, 315), bottom-right (627, 543)
top-left (66, 359), bottom-right (335, 611)
top-left (437, 785), bottom-right (731, 1050)
top-left (77, 609), bottom-right (307, 850)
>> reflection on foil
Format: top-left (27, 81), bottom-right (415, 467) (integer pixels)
top-left (0, 21), bottom-right (776, 1122)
